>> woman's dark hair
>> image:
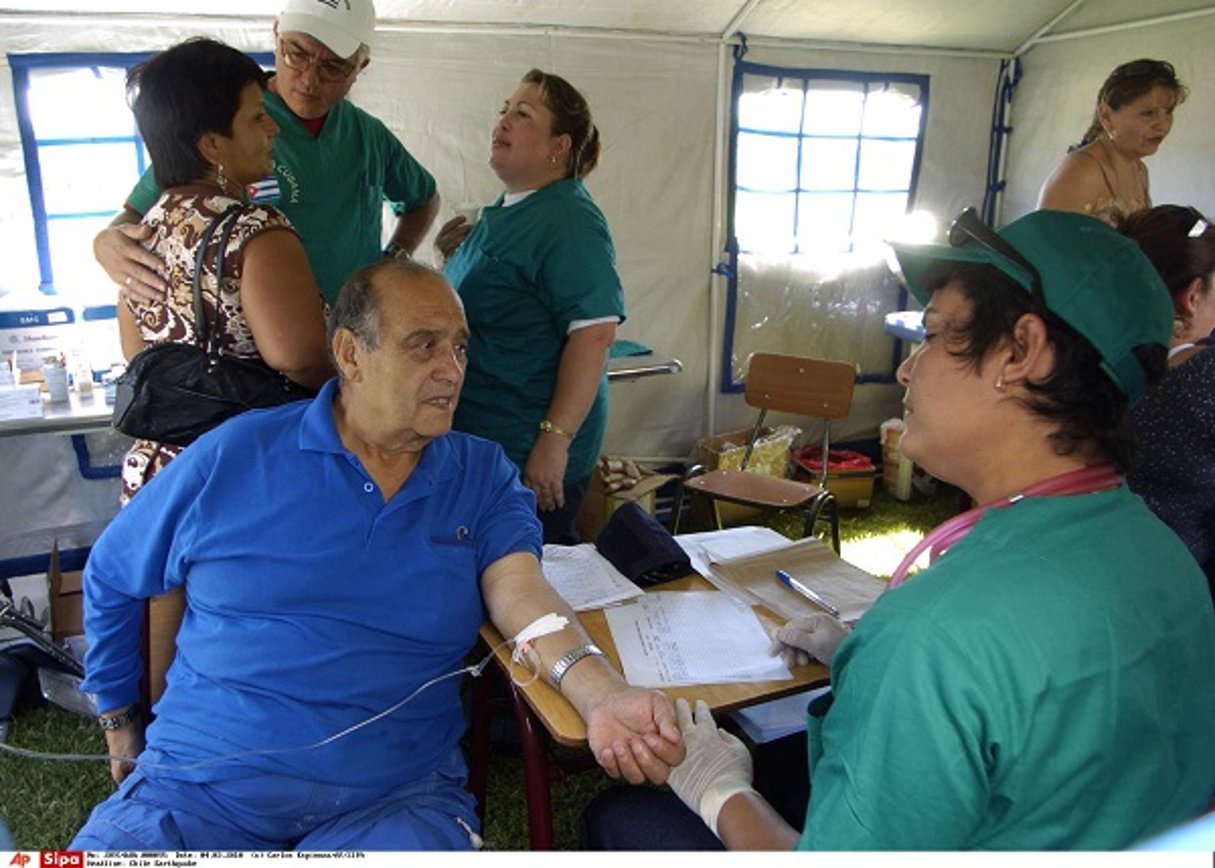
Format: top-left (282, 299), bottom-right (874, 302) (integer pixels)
top-left (921, 261), bottom-right (1167, 473)
top-left (128, 38), bottom-right (267, 189)
top-left (523, 68), bottom-right (601, 180)
top-left (1117, 205), bottom-right (1215, 312)
top-left (1078, 58), bottom-right (1188, 146)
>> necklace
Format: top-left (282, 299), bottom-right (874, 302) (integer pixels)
top-left (887, 463), bottom-right (1124, 588)
top-left (1096, 137), bottom-right (1147, 207)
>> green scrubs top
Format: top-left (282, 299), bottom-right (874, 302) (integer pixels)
top-left (800, 486), bottom-right (1215, 850)
top-left (444, 179), bottom-right (625, 485)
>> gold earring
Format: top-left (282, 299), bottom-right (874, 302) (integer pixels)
top-left (995, 374), bottom-right (1005, 391)
top-left (216, 162), bottom-right (229, 194)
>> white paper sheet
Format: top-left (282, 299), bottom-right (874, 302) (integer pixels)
top-left (729, 685), bottom-right (831, 744)
top-left (540, 543), bottom-right (645, 611)
top-left (675, 526), bottom-right (793, 601)
top-left (0, 385), bottom-right (43, 421)
top-left (605, 591), bottom-right (791, 688)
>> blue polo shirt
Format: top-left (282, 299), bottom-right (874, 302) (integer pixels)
top-left (82, 379), bottom-right (541, 787)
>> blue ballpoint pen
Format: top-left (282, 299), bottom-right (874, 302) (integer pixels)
top-left (775, 569), bottom-right (841, 618)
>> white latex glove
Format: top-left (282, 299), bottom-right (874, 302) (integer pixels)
top-left (666, 698), bottom-right (754, 835)
top-left (768, 613), bottom-right (851, 668)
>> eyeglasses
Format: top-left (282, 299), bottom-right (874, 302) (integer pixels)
top-left (278, 38), bottom-right (356, 84)
top-left (948, 207), bottom-right (1044, 300)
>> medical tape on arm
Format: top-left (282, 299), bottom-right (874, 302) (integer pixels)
top-left (509, 612), bottom-right (569, 687)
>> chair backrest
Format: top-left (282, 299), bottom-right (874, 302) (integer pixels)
top-left (744, 354), bottom-right (856, 418)
top-left (739, 354), bottom-right (857, 477)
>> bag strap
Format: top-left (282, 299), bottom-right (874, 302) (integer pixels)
top-left (191, 202), bottom-right (247, 356)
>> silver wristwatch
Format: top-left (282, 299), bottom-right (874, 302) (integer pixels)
top-left (548, 643), bottom-right (605, 689)
top-left (98, 706), bottom-right (141, 731)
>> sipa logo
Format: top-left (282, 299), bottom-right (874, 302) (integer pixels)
top-left (9, 856), bottom-right (31, 867)
top-left (39, 854), bottom-right (82, 868)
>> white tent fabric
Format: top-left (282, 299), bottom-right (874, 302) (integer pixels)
top-left (0, 0), bottom-right (1211, 564)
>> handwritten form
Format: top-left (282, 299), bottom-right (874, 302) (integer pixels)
top-left (605, 591), bottom-right (791, 687)
top-left (540, 544), bottom-right (645, 611)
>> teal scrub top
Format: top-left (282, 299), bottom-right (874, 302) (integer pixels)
top-left (127, 86), bottom-right (436, 304)
top-left (444, 179), bottom-right (625, 484)
top-left (799, 487), bottom-right (1215, 850)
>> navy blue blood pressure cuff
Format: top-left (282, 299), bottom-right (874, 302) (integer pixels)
top-left (595, 501), bottom-right (692, 587)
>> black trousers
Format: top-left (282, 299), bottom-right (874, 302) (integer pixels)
top-left (539, 477), bottom-right (589, 545)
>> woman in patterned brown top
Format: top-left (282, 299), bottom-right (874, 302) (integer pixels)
top-left (117, 38), bottom-right (332, 706)
top-left (118, 38), bottom-right (332, 504)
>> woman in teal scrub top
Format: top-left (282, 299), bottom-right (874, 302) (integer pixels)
top-left (439, 69), bottom-right (625, 544)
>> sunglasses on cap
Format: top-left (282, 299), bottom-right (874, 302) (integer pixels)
top-left (947, 207), bottom-right (1045, 301)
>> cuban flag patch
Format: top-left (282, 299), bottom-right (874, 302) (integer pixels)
top-left (247, 175), bottom-right (281, 203)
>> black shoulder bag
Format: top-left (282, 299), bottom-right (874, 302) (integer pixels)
top-left (112, 203), bottom-right (315, 447)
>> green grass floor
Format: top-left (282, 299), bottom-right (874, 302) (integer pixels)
top-left (0, 482), bottom-right (961, 851)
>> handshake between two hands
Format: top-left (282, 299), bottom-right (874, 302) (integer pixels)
top-left (665, 613), bottom-right (851, 835)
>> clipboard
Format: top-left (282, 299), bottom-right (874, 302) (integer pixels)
top-left (708, 536), bottom-right (885, 625)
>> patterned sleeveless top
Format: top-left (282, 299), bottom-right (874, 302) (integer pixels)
top-left (120, 191), bottom-right (298, 504)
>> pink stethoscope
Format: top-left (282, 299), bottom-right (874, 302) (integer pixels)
top-left (886, 463), bottom-right (1124, 588)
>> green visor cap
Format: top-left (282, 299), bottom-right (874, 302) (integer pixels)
top-left (889, 210), bottom-right (1173, 404)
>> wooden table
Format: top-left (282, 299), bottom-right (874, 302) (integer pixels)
top-left (469, 575), bottom-right (829, 848)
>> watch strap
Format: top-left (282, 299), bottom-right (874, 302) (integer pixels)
top-left (548, 643), bottom-right (605, 689)
top-left (98, 706), bottom-right (141, 731)
top-left (383, 240), bottom-right (411, 261)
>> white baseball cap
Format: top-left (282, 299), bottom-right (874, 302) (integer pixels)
top-left (278, 0), bottom-right (376, 60)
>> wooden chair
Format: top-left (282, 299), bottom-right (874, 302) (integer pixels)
top-left (138, 588), bottom-right (185, 721)
top-left (671, 353), bottom-right (856, 550)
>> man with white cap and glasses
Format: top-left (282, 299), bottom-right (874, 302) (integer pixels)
top-left (582, 209), bottom-right (1215, 851)
top-left (94, 0), bottom-right (439, 305)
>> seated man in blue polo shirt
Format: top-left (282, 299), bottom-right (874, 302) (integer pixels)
top-left (72, 259), bottom-right (684, 851)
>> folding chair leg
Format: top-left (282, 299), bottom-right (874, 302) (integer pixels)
top-left (802, 492), bottom-right (841, 553)
top-left (827, 497), bottom-right (841, 553)
top-left (465, 669), bottom-right (492, 822)
top-left (670, 479), bottom-right (687, 533)
top-left (671, 467), bottom-right (711, 534)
